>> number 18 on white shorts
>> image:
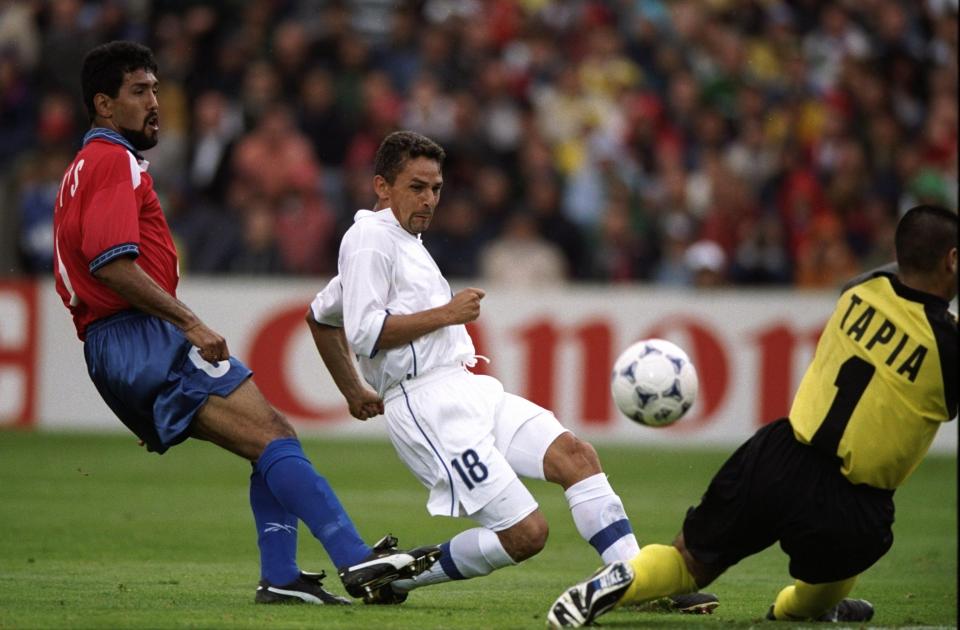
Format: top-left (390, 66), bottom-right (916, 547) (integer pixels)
top-left (383, 366), bottom-right (569, 531)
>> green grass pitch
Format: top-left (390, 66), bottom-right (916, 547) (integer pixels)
top-left (0, 431), bottom-right (955, 629)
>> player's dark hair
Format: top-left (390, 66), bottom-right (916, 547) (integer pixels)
top-left (81, 41), bottom-right (158, 122)
top-left (896, 204), bottom-right (958, 273)
top-left (374, 131), bottom-right (445, 184)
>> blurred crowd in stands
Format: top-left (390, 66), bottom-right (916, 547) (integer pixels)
top-left (1, 0), bottom-right (957, 287)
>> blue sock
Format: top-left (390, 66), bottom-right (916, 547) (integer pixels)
top-left (256, 438), bottom-right (371, 568)
top-left (249, 465), bottom-right (300, 585)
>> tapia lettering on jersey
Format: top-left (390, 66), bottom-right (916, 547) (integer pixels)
top-left (839, 292), bottom-right (927, 382)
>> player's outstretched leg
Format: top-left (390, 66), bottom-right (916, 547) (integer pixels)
top-left (370, 517), bottom-right (539, 603)
top-left (254, 436), bottom-right (440, 599)
top-left (372, 481), bottom-right (547, 603)
top-left (369, 525), bottom-right (523, 602)
top-left (545, 434), bottom-right (713, 612)
top-left (249, 465), bottom-right (359, 605)
top-left (254, 437), bottom-right (374, 561)
top-left (545, 434), bottom-right (640, 563)
top-left (547, 561), bottom-right (635, 628)
top-left (196, 381), bottom-right (441, 602)
top-left (249, 464), bottom-right (323, 603)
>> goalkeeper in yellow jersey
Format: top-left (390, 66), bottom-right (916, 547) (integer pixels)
top-left (547, 204), bottom-right (958, 627)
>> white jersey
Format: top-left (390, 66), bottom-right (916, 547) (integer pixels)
top-left (309, 275), bottom-right (344, 327)
top-left (335, 208), bottom-right (476, 397)
top-left (311, 210), bottom-right (569, 523)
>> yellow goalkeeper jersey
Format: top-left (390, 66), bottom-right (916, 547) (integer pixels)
top-left (789, 268), bottom-right (957, 490)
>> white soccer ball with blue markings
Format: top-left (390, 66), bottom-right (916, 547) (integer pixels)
top-left (611, 339), bottom-right (698, 427)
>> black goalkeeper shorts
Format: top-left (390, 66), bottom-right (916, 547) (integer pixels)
top-left (682, 418), bottom-right (895, 584)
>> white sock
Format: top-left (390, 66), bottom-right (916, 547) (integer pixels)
top-left (392, 527), bottom-right (515, 592)
top-left (565, 473), bottom-right (640, 563)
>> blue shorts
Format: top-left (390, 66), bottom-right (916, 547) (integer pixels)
top-left (84, 310), bottom-right (253, 454)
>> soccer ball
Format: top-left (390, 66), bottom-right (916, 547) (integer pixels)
top-left (610, 339), bottom-right (698, 427)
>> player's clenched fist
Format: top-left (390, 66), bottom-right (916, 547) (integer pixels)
top-left (445, 288), bottom-right (486, 324)
top-left (185, 322), bottom-right (230, 363)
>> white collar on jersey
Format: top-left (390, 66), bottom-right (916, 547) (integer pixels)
top-left (355, 208), bottom-right (423, 241)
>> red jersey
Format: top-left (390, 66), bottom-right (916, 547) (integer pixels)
top-left (53, 128), bottom-right (180, 340)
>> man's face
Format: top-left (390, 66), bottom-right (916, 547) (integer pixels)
top-left (379, 156), bottom-right (443, 235)
top-left (104, 68), bottom-right (160, 151)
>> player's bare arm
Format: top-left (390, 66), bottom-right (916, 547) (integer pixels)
top-left (305, 312), bottom-right (384, 420)
top-left (375, 287), bottom-right (485, 351)
top-left (94, 257), bottom-right (228, 362)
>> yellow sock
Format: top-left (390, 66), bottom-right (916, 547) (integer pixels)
top-left (621, 544), bottom-right (698, 606)
top-left (772, 577), bottom-right (857, 620)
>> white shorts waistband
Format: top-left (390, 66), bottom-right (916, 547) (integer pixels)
top-left (384, 364), bottom-right (468, 403)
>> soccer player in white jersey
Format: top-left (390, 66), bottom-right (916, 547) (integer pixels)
top-left (306, 131), bottom-right (717, 610)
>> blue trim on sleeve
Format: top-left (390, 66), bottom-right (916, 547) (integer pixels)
top-left (438, 541), bottom-right (466, 580)
top-left (588, 519), bottom-right (634, 556)
top-left (371, 310), bottom-right (390, 359)
top-left (89, 242), bottom-right (140, 273)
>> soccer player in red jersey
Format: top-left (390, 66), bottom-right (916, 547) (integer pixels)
top-left (53, 40), bottom-right (438, 605)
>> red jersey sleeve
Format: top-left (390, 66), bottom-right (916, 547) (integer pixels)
top-left (81, 149), bottom-right (142, 272)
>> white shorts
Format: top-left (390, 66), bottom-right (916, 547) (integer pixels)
top-left (383, 366), bottom-right (569, 526)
